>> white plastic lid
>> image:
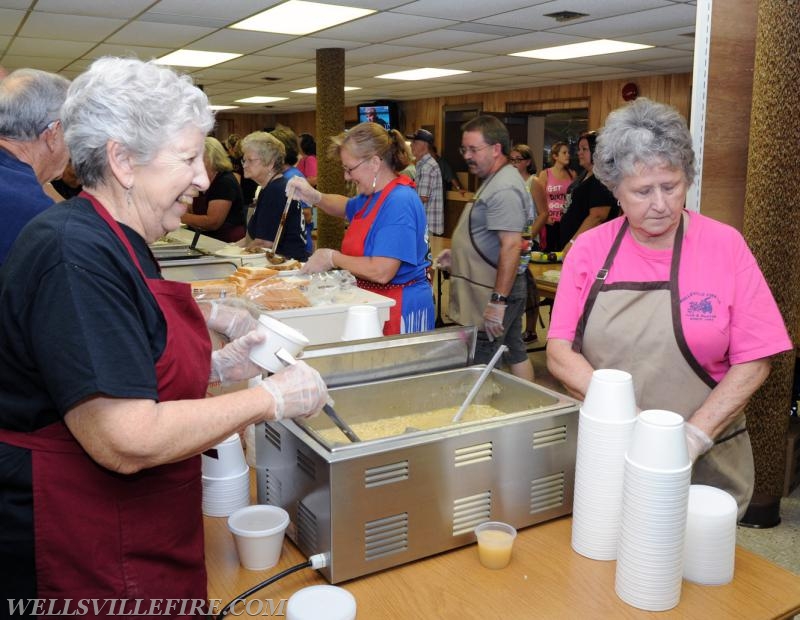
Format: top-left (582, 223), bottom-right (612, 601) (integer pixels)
top-left (286, 585), bottom-right (357, 620)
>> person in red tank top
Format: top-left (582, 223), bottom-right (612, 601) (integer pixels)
top-left (0, 57), bottom-right (330, 612)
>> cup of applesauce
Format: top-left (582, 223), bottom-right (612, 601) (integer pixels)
top-left (475, 521), bottom-right (517, 569)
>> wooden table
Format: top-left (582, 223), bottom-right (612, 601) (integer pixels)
top-left (205, 487), bottom-right (800, 619)
top-left (529, 261), bottom-right (561, 300)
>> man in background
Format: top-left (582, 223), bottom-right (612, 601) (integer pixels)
top-left (437, 115), bottom-right (534, 381)
top-left (0, 68), bottom-right (70, 264)
top-left (407, 129), bottom-right (444, 236)
top-left (365, 107), bottom-right (388, 129)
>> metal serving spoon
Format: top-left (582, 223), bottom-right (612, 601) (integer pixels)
top-left (265, 190), bottom-right (294, 265)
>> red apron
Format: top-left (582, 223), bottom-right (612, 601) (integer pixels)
top-left (0, 193), bottom-right (212, 617)
top-left (342, 176), bottom-right (418, 335)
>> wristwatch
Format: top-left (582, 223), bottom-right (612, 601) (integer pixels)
top-left (490, 292), bottom-right (508, 304)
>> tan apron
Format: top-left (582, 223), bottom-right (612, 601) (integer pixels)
top-left (449, 172), bottom-right (505, 328)
top-left (574, 216), bottom-right (753, 518)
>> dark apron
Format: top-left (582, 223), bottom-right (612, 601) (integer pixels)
top-left (574, 215), bottom-right (753, 518)
top-left (0, 193), bottom-right (212, 617)
top-left (342, 176), bottom-right (415, 335)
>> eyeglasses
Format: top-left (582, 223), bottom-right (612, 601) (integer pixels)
top-left (241, 157), bottom-right (262, 166)
top-left (459, 144), bottom-right (492, 156)
top-left (509, 156), bottom-right (527, 162)
top-left (342, 158), bottom-right (368, 175)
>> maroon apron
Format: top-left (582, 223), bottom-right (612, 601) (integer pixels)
top-left (0, 193), bottom-right (212, 617)
top-left (342, 176), bottom-right (416, 335)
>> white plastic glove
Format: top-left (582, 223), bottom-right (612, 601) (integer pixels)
top-left (435, 249), bottom-right (452, 273)
top-left (258, 361), bottom-right (329, 421)
top-left (685, 422), bottom-right (714, 463)
top-left (483, 302), bottom-right (506, 340)
top-left (210, 330), bottom-right (266, 384)
top-left (286, 176), bottom-right (322, 206)
top-left (204, 298), bottom-right (261, 341)
top-left (301, 248), bottom-right (336, 274)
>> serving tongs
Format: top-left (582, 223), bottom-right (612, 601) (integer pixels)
top-left (265, 190), bottom-right (294, 265)
top-left (274, 348), bottom-right (362, 442)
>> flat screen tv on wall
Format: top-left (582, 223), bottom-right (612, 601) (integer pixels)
top-left (357, 101), bottom-right (399, 131)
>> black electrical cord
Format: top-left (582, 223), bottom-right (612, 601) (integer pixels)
top-left (213, 559), bottom-right (311, 619)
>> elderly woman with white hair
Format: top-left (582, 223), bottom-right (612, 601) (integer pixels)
top-left (0, 57), bottom-right (328, 609)
top-left (546, 97), bottom-right (791, 519)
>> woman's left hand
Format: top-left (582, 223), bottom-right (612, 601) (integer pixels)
top-left (203, 299), bottom-right (261, 341)
top-left (210, 330), bottom-right (266, 384)
top-left (301, 248), bottom-right (336, 273)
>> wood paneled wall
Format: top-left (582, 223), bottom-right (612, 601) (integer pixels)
top-left (699, 0), bottom-right (758, 230)
top-left (215, 72), bottom-right (692, 155)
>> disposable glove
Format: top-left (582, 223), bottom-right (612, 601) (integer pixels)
top-left (258, 361), bottom-right (329, 421)
top-left (210, 330), bottom-right (266, 384)
top-left (286, 176), bottom-right (322, 206)
top-left (483, 302), bottom-right (506, 340)
top-left (685, 422), bottom-right (714, 462)
top-left (435, 249), bottom-right (452, 273)
top-left (205, 298), bottom-right (261, 341)
top-left (301, 248), bottom-right (336, 274)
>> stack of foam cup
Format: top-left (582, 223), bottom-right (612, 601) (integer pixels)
top-left (615, 410), bottom-right (691, 612)
top-left (571, 369), bottom-right (638, 561)
top-left (683, 485), bottom-right (737, 585)
top-left (201, 434), bottom-right (250, 517)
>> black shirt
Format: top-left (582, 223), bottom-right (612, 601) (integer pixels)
top-left (559, 173), bottom-right (618, 247)
top-left (0, 197), bottom-right (167, 597)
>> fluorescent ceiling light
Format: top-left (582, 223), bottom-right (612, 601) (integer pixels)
top-left (510, 39), bottom-right (652, 60)
top-left (291, 86), bottom-right (361, 94)
top-left (154, 50), bottom-right (241, 68)
top-left (235, 96), bottom-right (289, 104)
top-left (210, 105), bottom-right (239, 111)
top-left (376, 68), bottom-right (470, 81)
top-left (229, 1), bottom-right (374, 36)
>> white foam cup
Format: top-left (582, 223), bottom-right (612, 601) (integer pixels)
top-left (684, 485), bottom-right (737, 585)
top-left (227, 505), bottom-right (290, 570)
top-left (474, 521), bottom-right (517, 569)
top-left (341, 305), bottom-right (383, 341)
top-left (249, 314), bottom-right (310, 373)
top-left (202, 434), bottom-right (247, 479)
top-left (582, 369), bottom-right (637, 421)
top-left (286, 585), bottom-right (357, 620)
top-left (626, 410), bottom-right (690, 471)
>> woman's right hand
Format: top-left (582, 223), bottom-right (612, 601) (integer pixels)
top-left (286, 176), bottom-right (321, 206)
top-left (258, 361), bottom-right (329, 421)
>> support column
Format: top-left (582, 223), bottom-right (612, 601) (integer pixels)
top-left (315, 48), bottom-right (347, 250)
top-left (739, 2), bottom-right (800, 527)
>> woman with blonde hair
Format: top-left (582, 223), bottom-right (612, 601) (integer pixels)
top-left (538, 140), bottom-right (576, 250)
top-left (181, 136), bottom-right (246, 241)
top-left (287, 122), bottom-right (434, 335)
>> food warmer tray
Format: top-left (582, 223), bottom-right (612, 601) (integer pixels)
top-left (255, 327), bottom-right (580, 583)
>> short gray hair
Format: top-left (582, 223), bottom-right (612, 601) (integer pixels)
top-left (0, 68), bottom-right (70, 140)
top-left (593, 98), bottom-right (696, 193)
top-left (62, 57), bottom-right (214, 187)
top-left (241, 131), bottom-right (285, 174)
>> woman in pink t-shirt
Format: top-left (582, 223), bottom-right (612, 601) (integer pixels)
top-left (546, 98), bottom-right (792, 518)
